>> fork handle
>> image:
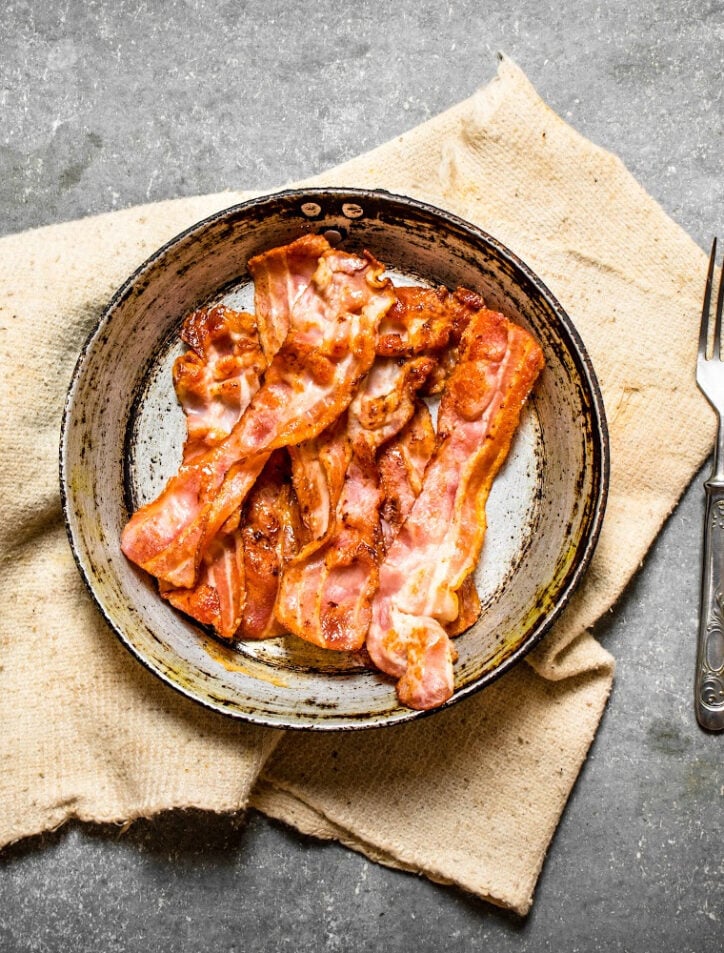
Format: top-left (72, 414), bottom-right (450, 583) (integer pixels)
top-left (696, 479), bottom-right (724, 730)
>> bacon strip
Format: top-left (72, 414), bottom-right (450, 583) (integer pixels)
top-left (277, 447), bottom-right (381, 651)
top-left (379, 403), bottom-right (481, 637)
top-left (237, 450), bottom-right (302, 639)
top-left (172, 305), bottom-right (267, 463)
top-left (250, 235), bottom-right (351, 549)
top-left (248, 233), bottom-right (332, 359)
top-left (289, 417), bottom-right (350, 547)
top-left (378, 401), bottom-right (436, 548)
top-left (366, 307), bottom-right (545, 710)
top-left (377, 286), bottom-right (480, 358)
top-left (160, 532), bottom-right (245, 637)
top-left (121, 247), bottom-right (395, 590)
top-left (276, 356), bottom-right (434, 650)
top-left (157, 305), bottom-right (266, 636)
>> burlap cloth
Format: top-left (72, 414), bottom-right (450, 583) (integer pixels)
top-left (0, 57), bottom-right (713, 915)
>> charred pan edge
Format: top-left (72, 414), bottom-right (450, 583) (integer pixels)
top-left (59, 187), bottom-right (610, 731)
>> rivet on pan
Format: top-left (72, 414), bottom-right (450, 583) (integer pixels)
top-left (301, 202), bottom-right (321, 217)
top-left (342, 203), bottom-right (364, 219)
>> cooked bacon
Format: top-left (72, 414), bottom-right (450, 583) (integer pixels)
top-left (276, 446), bottom-right (382, 651)
top-left (277, 284), bottom-right (478, 546)
top-left (121, 246), bottom-right (395, 589)
top-left (123, 237), bottom-right (542, 705)
top-left (161, 252), bottom-right (326, 638)
top-left (445, 577), bottom-right (482, 637)
top-left (366, 307), bottom-right (545, 710)
top-left (378, 402), bottom-right (482, 637)
top-left (159, 531), bottom-right (245, 637)
top-left (172, 305), bottom-right (266, 462)
top-left (161, 454), bottom-right (302, 643)
top-left (276, 356), bottom-right (435, 650)
top-left (156, 305), bottom-right (267, 637)
top-left (248, 233), bottom-right (332, 359)
top-left (378, 401), bottom-right (436, 548)
top-left (237, 450), bottom-right (302, 640)
top-left (289, 417), bottom-right (350, 547)
top-left (251, 235), bottom-right (352, 549)
top-left (377, 284), bottom-right (481, 364)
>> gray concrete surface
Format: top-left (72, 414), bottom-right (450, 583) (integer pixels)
top-left (1, 1), bottom-right (722, 951)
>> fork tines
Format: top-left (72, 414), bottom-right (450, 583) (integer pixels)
top-left (699, 238), bottom-right (724, 364)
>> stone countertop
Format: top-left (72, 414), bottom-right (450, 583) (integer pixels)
top-left (1, 2), bottom-right (722, 951)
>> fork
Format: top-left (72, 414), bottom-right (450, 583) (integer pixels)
top-left (695, 238), bottom-right (724, 731)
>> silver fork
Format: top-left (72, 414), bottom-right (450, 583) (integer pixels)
top-left (695, 238), bottom-right (724, 731)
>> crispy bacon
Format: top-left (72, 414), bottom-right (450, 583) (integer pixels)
top-left (251, 234), bottom-right (348, 548)
top-left (161, 243), bottom-right (330, 638)
top-left (159, 532), bottom-right (245, 637)
top-left (121, 246), bottom-right (395, 589)
top-left (248, 233), bottom-right (332, 359)
top-left (276, 447), bottom-right (382, 651)
top-left (366, 307), bottom-right (545, 710)
top-left (289, 417), bottom-right (350, 547)
top-left (377, 286), bottom-right (477, 355)
top-left (283, 285), bottom-right (480, 560)
top-left (122, 236), bottom-right (543, 709)
top-left (379, 403), bottom-right (482, 637)
top-left (378, 401), bottom-right (436, 547)
top-left (276, 356), bottom-right (435, 650)
top-left (156, 305), bottom-right (266, 636)
top-left (377, 286), bottom-right (483, 398)
top-left (237, 450), bottom-right (302, 640)
top-left (172, 305), bottom-right (266, 462)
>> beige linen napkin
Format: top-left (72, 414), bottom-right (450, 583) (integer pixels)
top-left (0, 57), bottom-right (712, 915)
